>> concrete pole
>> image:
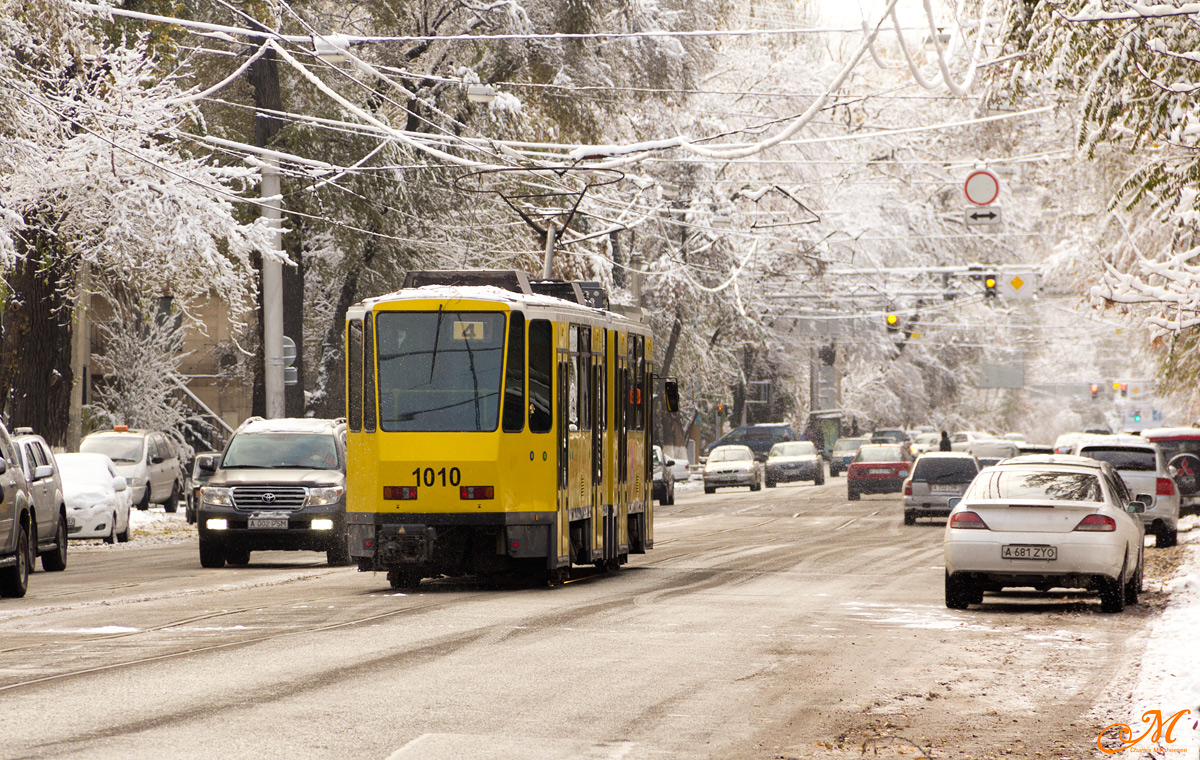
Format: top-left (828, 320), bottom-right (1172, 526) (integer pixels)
top-left (541, 222), bottom-right (557, 279)
top-left (67, 261), bottom-right (90, 450)
top-left (262, 159), bottom-right (285, 419)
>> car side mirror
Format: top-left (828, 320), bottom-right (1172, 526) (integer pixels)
top-left (151, 455), bottom-right (165, 465)
top-left (662, 379), bottom-right (679, 413)
top-left (0, 459), bottom-right (7, 476)
top-left (33, 464), bottom-right (53, 481)
top-left (1129, 494), bottom-right (1151, 513)
top-left (197, 454), bottom-right (217, 474)
top-left (947, 497), bottom-right (962, 510)
top-left (113, 475), bottom-right (128, 492)
top-left (666, 458), bottom-right (676, 467)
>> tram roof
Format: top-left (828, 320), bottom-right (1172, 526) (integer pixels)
top-left (350, 285), bottom-right (648, 326)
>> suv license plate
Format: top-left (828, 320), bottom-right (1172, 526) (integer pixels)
top-left (1002, 544), bottom-right (1056, 560)
top-left (930, 485), bottom-right (960, 494)
top-left (249, 517), bottom-right (289, 530)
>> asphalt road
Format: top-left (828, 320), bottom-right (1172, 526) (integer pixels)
top-left (0, 477), bottom-right (1168, 760)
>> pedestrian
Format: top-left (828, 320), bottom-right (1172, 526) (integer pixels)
top-left (939, 430), bottom-right (952, 451)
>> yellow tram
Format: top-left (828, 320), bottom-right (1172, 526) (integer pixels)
top-left (344, 270), bottom-right (675, 588)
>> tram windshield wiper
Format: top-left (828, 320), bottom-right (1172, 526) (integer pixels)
top-left (429, 305), bottom-right (444, 383)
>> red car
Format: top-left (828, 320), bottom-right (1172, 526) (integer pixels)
top-left (847, 443), bottom-right (912, 501)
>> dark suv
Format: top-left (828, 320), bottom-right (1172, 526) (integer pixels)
top-left (197, 418), bottom-right (349, 568)
top-left (702, 423), bottom-right (800, 462)
top-left (0, 421), bottom-right (35, 597)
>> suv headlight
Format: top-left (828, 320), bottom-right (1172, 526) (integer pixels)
top-left (201, 486), bottom-right (234, 506)
top-left (307, 486), bottom-right (345, 506)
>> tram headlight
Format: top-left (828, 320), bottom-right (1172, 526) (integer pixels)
top-left (306, 486), bottom-right (345, 506)
top-left (202, 486), bottom-right (233, 506)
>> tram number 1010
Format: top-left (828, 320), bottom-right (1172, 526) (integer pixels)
top-left (412, 467), bottom-right (462, 487)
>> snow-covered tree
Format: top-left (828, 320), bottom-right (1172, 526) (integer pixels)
top-left (0, 0), bottom-right (273, 445)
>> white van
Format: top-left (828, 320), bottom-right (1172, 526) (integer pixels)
top-left (80, 426), bottom-right (182, 512)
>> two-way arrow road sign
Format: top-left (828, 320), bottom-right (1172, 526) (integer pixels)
top-left (964, 206), bottom-right (1003, 226)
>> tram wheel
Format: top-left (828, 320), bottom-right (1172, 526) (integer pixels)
top-left (387, 568), bottom-right (422, 591)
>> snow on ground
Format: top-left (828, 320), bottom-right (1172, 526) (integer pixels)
top-left (69, 503), bottom-right (196, 552)
top-left (1113, 515), bottom-right (1200, 759)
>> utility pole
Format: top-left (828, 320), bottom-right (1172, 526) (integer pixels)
top-left (262, 159), bottom-right (285, 418)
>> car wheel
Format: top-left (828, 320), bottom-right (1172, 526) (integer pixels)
top-left (665, 482), bottom-right (675, 505)
top-left (765, 478), bottom-right (776, 488)
top-left (103, 517), bottom-right (116, 545)
top-left (1157, 528), bottom-right (1178, 548)
top-left (847, 488), bottom-right (860, 501)
top-left (944, 570), bottom-right (973, 610)
top-left (226, 547), bottom-right (251, 566)
top-left (1123, 563), bottom-right (1140, 606)
top-left (165, 480), bottom-right (181, 513)
top-left (750, 476), bottom-right (762, 492)
top-left (199, 537), bottom-right (226, 568)
top-left (814, 472), bottom-right (825, 486)
top-left (903, 511), bottom-right (916, 526)
top-left (830, 469), bottom-right (839, 478)
top-left (185, 499), bottom-right (196, 525)
top-left (704, 486), bottom-right (715, 494)
top-left (137, 486), bottom-right (151, 511)
top-left (326, 538), bottom-right (351, 567)
top-left (1099, 574), bottom-right (1126, 613)
top-left (116, 516), bottom-right (130, 543)
top-left (41, 512), bottom-right (68, 572)
top-left (0, 523), bottom-right (30, 598)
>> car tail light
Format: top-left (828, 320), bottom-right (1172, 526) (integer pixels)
top-left (1157, 477), bottom-right (1175, 496)
top-left (949, 511), bottom-right (988, 530)
top-left (384, 486), bottom-right (417, 500)
top-left (1073, 514), bottom-right (1116, 532)
top-left (461, 486), bottom-right (494, 500)
top-left (903, 480), bottom-right (912, 496)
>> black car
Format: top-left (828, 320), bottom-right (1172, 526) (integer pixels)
top-left (702, 423), bottom-right (801, 462)
top-left (197, 418), bottom-right (349, 568)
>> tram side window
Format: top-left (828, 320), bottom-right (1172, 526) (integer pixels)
top-left (528, 320), bottom-right (553, 433)
top-left (364, 313), bottom-right (377, 432)
top-left (578, 325), bottom-right (591, 432)
top-left (347, 320), bottom-right (363, 432)
top-left (636, 335), bottom-right (646, 431)
top-left (567, 326), bottom-right (579, 431)
top-left (502, 312), bottom-right (526, 433)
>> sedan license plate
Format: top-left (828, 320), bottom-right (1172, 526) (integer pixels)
top-left (249, 515), bottom-right (289, 530)
top-left (869, 468), bottom-right (892, 475)
top-left (1001, 544), bottom-right (1057, 560)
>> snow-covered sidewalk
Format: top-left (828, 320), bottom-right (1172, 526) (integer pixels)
top-left (1103, 516), bottom-right (1200, 758)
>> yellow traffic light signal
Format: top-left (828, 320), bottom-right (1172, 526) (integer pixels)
top-left (984, 275), bottom-right (997, 298)
top-left (886, 314), bottom-right (899, 332)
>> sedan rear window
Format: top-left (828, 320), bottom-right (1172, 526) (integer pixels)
top-left (833, 439), bottom-right (865, 454)
top-left (856, 446), bottom-right (903, 463)
top-left (967, 470), bottom-right (1103, 502)
top-left (1079, 447), bottom-right (1156, 472)
top-left (913, 457), bottom-right (978, 483)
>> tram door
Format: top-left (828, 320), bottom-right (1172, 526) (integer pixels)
top-left (592, 330), bottom-right (607, 562)
top-left (614, 337), bottom-right (629, 551)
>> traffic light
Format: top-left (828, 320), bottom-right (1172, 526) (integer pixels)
top-left (716, 403), bottom-right (726, 417)
top-left (1121, 383), bottom-right (1128, 397)
top-left (886, 314), bottom-right (900, 333)
top-left (1133, 410), bottom-right (1142, 423)
top-left (983, 274), bottom-right (997, 299)
top-left (1090, 383), bottom-right (1099, 400)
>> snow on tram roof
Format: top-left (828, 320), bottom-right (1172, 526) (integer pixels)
top-left (365, 284), bottom-right (591, 310)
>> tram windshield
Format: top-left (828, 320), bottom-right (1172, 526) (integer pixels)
top-left (376, 310), bottom-right (507, 432)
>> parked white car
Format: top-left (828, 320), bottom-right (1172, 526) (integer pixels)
top-left (1072, 435), bottom-right (1180, 547)
top-left (944, 454), bottom-right (1145, 613)
top-left (80, 426), bottom-right (181, 512)
top-left (57, 453), bottom-right (132, 544)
